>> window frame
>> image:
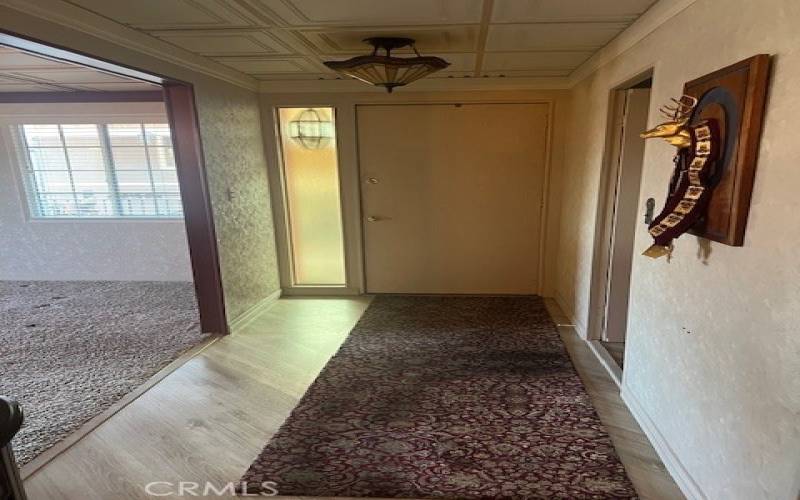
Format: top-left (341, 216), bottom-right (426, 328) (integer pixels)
top-left (12, 121), bottom-right (183, 221)
top-left (274, 106), bottom-right (348, 288)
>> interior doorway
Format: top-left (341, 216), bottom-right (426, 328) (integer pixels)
top-left (0, 29), bottom-right (226, 334)
top-left (588, 75), bottom-right (652, 384)
top-left (357, 103), bottom-right (549, 295)
top-left (0, 29), bottom-right (226, 477)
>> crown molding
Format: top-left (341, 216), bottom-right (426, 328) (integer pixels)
top-left (259, 76), bottom-right (571, 93)
top-left (568, 0), bottom-right (698, 86)
top-left (0, 0), bottom-right (259, 91)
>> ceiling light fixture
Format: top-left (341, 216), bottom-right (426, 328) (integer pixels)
top-left (323, 37), bottom-right (449, 93)
top-left (288, 108), bottom-right (334, 150)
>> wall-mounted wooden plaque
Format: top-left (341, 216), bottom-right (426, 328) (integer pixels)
top-left (684, 54), bottom-right (771, 245)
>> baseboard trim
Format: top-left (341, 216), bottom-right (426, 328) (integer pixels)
top-left (587, 339), bottom-right (623, 388)
top-left (553, 291), bottom-right (588, 338)
top-left (229, 288), bottom-right (282, 333)
top-left (620, 386), bottom-right (706, 500)
top-left (281, 286), bottom-right (361, 296)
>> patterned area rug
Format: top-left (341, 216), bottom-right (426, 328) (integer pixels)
top-left (0, 281), bottom-right (207, 465)
top-left (240, 296), bottom-right (636, 499)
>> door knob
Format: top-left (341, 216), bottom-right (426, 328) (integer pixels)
top-left (367, 177), bottom-right (379, 184)
top-left (367, 216), bottom-right (380, 222)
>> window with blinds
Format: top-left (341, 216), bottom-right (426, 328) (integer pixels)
top-left (17, 123), bottom-right (182, 218)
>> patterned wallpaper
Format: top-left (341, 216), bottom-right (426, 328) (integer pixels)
top-left (194, 82), bottom-right (280, 323)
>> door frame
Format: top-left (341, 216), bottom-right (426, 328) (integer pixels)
top-left (268, 105), bottom-right (360, 296)
top-left (354, 101), bottom-right (554, 295)
top-left (0, 29), bottom-right (228, 334)
top-left (262, 95), bottom-right (557, 297)
top-left (263, 103), bottom-right (363, 297)
top-left (586, 69), bottom-right (653, 383)
top-left (588, 69), bottom-right (654, 341)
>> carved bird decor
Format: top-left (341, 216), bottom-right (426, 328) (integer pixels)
top-left (640, 95), bottom-right (720, 258)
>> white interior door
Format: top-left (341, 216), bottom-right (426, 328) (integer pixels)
top-left (357, 103), bottom-right (549, 294)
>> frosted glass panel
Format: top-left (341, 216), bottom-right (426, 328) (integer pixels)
top-left (278, 107), bottom-right (346, 286)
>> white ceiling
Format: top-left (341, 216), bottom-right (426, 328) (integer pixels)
top-left (0, 46), bottom-right (160, 92)
top-left (63, 0), bottom-right (659, 82)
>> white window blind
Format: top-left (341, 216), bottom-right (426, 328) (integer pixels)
top-left (17, 123), bottom-right (182, 218)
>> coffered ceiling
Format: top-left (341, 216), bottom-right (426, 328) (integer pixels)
top-left (63, 0), bottom-right (659, 83)
top-left (0, 46), bottom-right (160, 92)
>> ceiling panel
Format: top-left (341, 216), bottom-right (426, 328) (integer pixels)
top-left (49, 0), bottom-right (661, 85)
top-left (432, 71), bottom-right (475, 79)
top-left (0, 46), bottom-right (160, 92)
top-left (6, 69), bottom-right (136, 84)
top-left (73, 82), bottom-right (165, 91)
top-left (256, 0), bottom-right (484, 26)
top-left (482, 51), bottom-right (593, 72)
top-left (253, 73), bottom-right (330, 81)
top-left (68, 0), bottom-right (254, 29)
top-left (491, 0), bottom-right (659, 23)
top-left (151, 30), bottom-right (292, 56)
top-left (0, 82), bottom-right (60, 92)
top-left (212, 56), bottom-right (319, 74)
top-left (0, 50), bottom-right (72, 69)
top-left (486, 23), bottom-right (629, 52)
top-left (300, 26), bottom-right (479, 55)
top-left (425, 53), bottom-right (475, 73)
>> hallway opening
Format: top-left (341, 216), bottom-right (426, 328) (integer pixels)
top-left (0, 30), bottom-right (226, 480)
top-left (589, 73), bottom-right (653, 382)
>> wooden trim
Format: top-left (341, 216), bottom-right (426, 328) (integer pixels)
top-left (163, 83), bottom-right (228, 334)
top-left (20, 336), bottom-right (221, 480)
top-left (683, 54), bottom-right (771, 246)
top-left (0, 91), bottom-right (164, 103)
top-left (229, 289), bottom-right (281, 333)
top-left (280, 286), bottom-right (361, 297)
top-left (587, 339), bottom-right (623, 388)
top-left (0, 28), bottom-right (228, 335)
top-left (733, 55), bottom-right (771, 244)
top-left (536, 100), bottom-right (556, 296)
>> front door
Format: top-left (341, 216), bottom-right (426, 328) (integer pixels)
top-left (357, 103), bottom-right (549, 294)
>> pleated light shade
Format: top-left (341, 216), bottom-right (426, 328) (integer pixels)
top-left (324, 50), bottom-right (449, 93)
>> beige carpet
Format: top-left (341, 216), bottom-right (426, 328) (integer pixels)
top-left (0, 281), bottom-right (208, 465)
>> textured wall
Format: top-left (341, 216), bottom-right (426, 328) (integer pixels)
top-left (194, 85), bottom-right (280, 320)
top-left (555, 0), bottom-right (800, 498)
top-left (0, 102), bottom-right (193, 281)
top-left (0, 7), bottom-right (281, 325)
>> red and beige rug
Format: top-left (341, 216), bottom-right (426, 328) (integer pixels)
top-left (239, 295), bottom-right (636, 498)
